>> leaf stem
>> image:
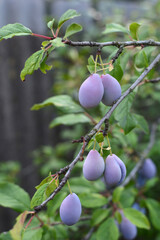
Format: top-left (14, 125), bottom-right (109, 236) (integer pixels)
top-left (32, 33), bottom-right (53, 40)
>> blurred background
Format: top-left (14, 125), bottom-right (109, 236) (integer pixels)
top-left (0, 0), bottom-right (159, 233)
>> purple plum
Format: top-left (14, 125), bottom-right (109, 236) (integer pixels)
top-left (104, 154), bottom-right (126, 188)
top-left (101, 74), bottom-right (121, 106)
top-left (60, 193), bottom-right (82, 226)
top-left (140, 158), bottom-right (157, 179)
top-left (79, 73), bottom-right (104, 108)
top-left (83, 150), bottom-right (105, 181)
top-left (120, 217), bottom-right (137, 240)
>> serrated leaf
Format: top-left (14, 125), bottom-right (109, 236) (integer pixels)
top-left (47, 19), bottom-right (55, 29)
top-left (79, 193), bottom-right (108, 208)
top-left (31, 183), bottom-right (49, 209)
top-left (64, 23), bottom-right (82, 38)
top-left (49, 113), bottom-right (90, 128)
top-left (123, 208), bottom-right (150, 229)
top-left (51, 37), bottom-right (65, 48)
top-left (97, 217), bottom-right (119, 240)
top-left (114, 93), bottom-right (137, 134)
top-left (133, 114), bottom-right (149, 134)
top-left (0, 182), bottom-right (30, 212)
top-left (129, 22), bottom-right (141, 40)
top-left (58, 9), bottom-right (81, 28)
top-left (0, 23), bottom-right (32, 41)
top-left (20, 50), bottom-right (44, 81)
top-left (145, 198), bottom-right (160, 230)
top-left (91, 209), bottom-right (110, 226)
top-left (31, 95), bottom-right (83, 113)
top-left (103, 23), bottom-right (129, 35)
top-left (10, 211), bottom-right (29, 240)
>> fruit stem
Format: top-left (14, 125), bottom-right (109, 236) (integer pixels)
top-left (99, 55), bottom-right (106, 74)
top-left (106, 135), bottom-right (112, 155)
top-left (93, 139), bottom-right (96, 150)
top-left (67, 180), bottom-right (72, 194)
top-left (95, 54), bottom-right (98, 73)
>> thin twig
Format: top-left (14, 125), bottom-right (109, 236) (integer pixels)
top-left (112, 45), bottom-right (124, 63)
top-left (34, 53), bottom-right (160, 213)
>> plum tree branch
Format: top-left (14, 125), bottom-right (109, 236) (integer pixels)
top-left (34, 53), bottom-right (160, 213)
top-left (64, 39), bottom-right (160, 48)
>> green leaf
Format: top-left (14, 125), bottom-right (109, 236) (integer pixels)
top-left (45, 179), bottom-right (59, 198)
top-left (23, 228), bottom-right (43, 240)
top-left (47, 19), bottom-right (55, 30)
top-left (135, 50), bottom-right (148, 68)
top-left (0, 182), bottom-right (30, 212)
top-left (79, 193), bottom-right (108, 208)
top-left (97, 217), bottom-right (119, 240)
top-left (103, 23), bottom-right (129, 35)
top-left (119, 188), bottom-right (137, 208)
top-left (115, 211), bottom-right (122, 224)
top-left (31, 95), bottom-right (83, 113)
top-left (133, 114), bottom-right (149, 134)
top-left (64, 23), bottom-right (82, 38)
top-left (20, 50), bottom-right (44, 81)
top-left (113, 187), bottom-right (124, 203)
top-left (109, 63), bottom-right (123, 81)
top-left (145, 198), bottom-right (160, 230)
top-left (0, 232), bottom-right (12, 240)
top-left (49, 113), bottom-right (90, 128)
top-left (47, 192), bottom-right (67, 216)
top-left (0, 23), bottom-right (32, 41)
top-left (10, 211), bottom-right (29, 240)
top-left (129, 22), bottom-right (141, 40)
top-left (123, 208), bottom-right (150, 229)
top-left (58, 9), bottom-right (81, 28)
top-left (95, 132), bottom-right (104, 143)
top-left (36, 173), bottom-right (52, 189)
top-left (87, 55), bottom-right (101, 74)
top-left (31, 183), bottom-right (49, 209)
top-left (144, 177), bottom-right (159, 191)
top-left (40, 55), bottom-right (52, 74)
top-left (114, 92), bottom-right (136, 134)
top-left (91, 209), bottom-right (110, 226)
top-left (51, 37), bottom-right (65, 48)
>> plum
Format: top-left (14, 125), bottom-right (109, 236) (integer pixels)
top-left (78, 73), bottom-right (104, 108)
top-left (120, 217), bottom-right (137, 240)
top-left (104, 154), bottom-right (126, 188)
top-left (83, 150), bottom-right (105, 181)
top-left (140, 158), bottom-right (157, 179)
top-left (101, 74), bottom-right (121, 106)
top-left (60, 193), bottom-right (82, 226)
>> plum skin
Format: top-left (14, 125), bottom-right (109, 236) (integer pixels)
top-left (79, 73), bottom-right (104, 108)
top-left (140, 158), bottom-right (157, 179)
top-left (120, 217), bottom-right (137, 240)
top-left (60, 193), bottom-right (82, 226)
top-left (83, 150), bottom-right (105, 181)
top-left (104, 154), bottom-right (126, 188)
top-left (101, 74), bottom-right (121, 106)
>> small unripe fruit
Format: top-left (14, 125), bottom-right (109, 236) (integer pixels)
top-left (101, 74), bottom-right (121, 106)
top-left (120, 217), bottom-right (137, 240)
top-left (83, 150), bottom-right (105, 181)
top-left (104, 154), bottom-right (126, 187)
top-left (140, 158), bottom-right (157, 179)
top-left (60, 193), bottom-right (82, 226)
top-left (79, 73), bottom-right (104, 108)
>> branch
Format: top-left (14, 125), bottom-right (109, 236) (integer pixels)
top-left (64, 39), bottom-right (160, 48)
top-left (122, 118), bottom-right (160, 187)
top-left (34, 53), bottom-right (160, 213)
